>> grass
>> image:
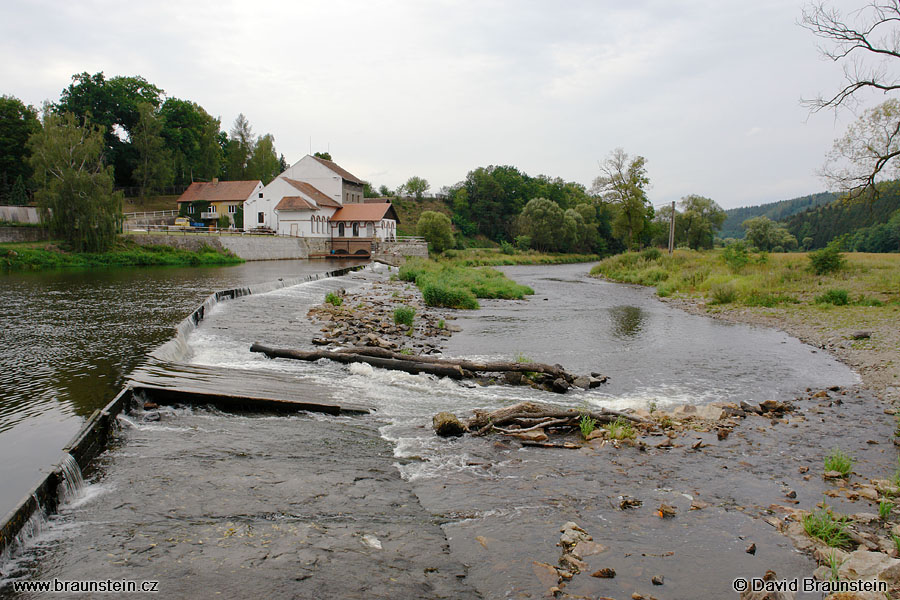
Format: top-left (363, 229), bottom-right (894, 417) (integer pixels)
top-left (393, 305), bottom-right (415, 327)
top-left (816, 289), bottom-right (850, 306)
top-left (440, 247), bottom-right (601, 267)
top-left (603, 417), bottom-right (635, 440)
top-left (0, 238), bottom-right (242, 271)
top-left (880, 499), bottom-right (893, 520)
top-left (802, 507), bottom-right (853, 549)
top-left (579, 414), bottom-right (597, 439)
top-left (826, 550), bottom-right (844, 583)
top-left (399, 257), bottom-right (535, 309)
top-left (325, 292), bottom-right (343, 307)
top-left (824, 448), bottom-right (854, 477)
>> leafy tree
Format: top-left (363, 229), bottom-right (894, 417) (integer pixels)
top-left (9, 174), bottom-right (28, 205)
top-left (313, 151), bottom-right (332, 161)
top-left (742, 216), bottom-right (798, 251)
top-left (56, 72), bottom-right (164, 187)
top-left (519, 197), bottom-right (564, 251)
top-left (801, 2), bottom-right (900, 199)
top-left (403, 176), bottom-right (430, 199)
top-left (378, 184), bottom-right (393, 197)
top-left (28, 112), bottom-right (123, 251)
top-left (678, 194), bottom-right (726, 249)
top-left (245, 133), bottom-right (280, 184)
top-left (131, 102), bottom-right (172, 199)
top-left (417, 210), bottom-right (454, 253)
top-left (224, 113), bottom-right (254, 180)
top-left (362, 181), bottom-right (378, 198)
top-left (591, 148), bottom-right (650, 249)
top-left (0, 95), bottom-right (40, 196)
top-left (159, 98), bottom-right (223, 185)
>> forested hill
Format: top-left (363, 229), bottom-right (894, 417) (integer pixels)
top-left (784, 182), bottom-right (900, 250)
top-left (720, 192), bottom-right (838, 239)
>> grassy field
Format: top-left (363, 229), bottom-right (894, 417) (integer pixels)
top-left (0, 239), bottom-right (243, 271)
top-left (441, 247), bottom-right (602, 267)
top-left (123, 195), bottom-right (180, 213)
top-left (591, 248), bottom-right (900, 307)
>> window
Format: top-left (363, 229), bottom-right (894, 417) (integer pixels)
top-left (228, 205), bottom-right (237, 213)
top-left (187, 205), bottom-right (194, 214)
top-left (338, 223), bottom-right (345, 237)
top-left (258, 212), bottom-right (264, 224)
top-left (258, 192), bottom-right (263, 198)
top-left (352, 222), bottom-right (359, 237)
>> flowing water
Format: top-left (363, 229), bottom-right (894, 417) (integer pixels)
top-left (1, 262), bottom-right (864, 598)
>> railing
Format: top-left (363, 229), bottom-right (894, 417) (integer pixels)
top-left (200, 211), bottom-right (219, 220)
top-left (123, 223), bottom-right (281, 237)
top-left (123, 209), bottom-right (179, 220)
top-left (395, 236), bottom-right (426, 242)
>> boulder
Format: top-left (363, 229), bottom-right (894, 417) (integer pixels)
top-left (573, 376), bottom-right (591, 389)
top-left (432, 412), bottom-right (466, 437)
top-left (838, 549), bottom-right (900, 584)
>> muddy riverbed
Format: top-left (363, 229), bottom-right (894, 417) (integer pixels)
top-left (2, 263), bottom-right (895, 599)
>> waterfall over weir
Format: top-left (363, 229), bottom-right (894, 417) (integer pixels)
top-left (57, 454), bottom-right (84, 506)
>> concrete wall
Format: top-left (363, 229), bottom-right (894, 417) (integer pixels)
top-left (0, 226), bottom-right (48, 243)
top-left (0, 206), bottom-right (39, 224)
top-left (127, 233), bottom-right (316, 260)
top-left (372, 239), bottom-right (428, 266)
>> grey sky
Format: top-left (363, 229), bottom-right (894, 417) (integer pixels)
top-left (2, 0), bottom-right (868, 208)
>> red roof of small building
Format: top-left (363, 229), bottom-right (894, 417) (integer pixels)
top-left (282, 178), bottom-right (342, 208)
top-left (177, 180), bottom-right (260, 203)
top-left (309, 156), bottom-right (364, 185)
top-left (275, 196), bottom-right (319, 212)
top-left (329, 203), bottom-right (399, 223)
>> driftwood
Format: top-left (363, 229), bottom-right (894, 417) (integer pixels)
top-left (466, 401), bottom-right (644, 437)
top-left (250, 343), bottom-right (471, 379)
top-left (337, 345), bottom-right (575, 381)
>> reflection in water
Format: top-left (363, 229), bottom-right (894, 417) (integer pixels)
top-left (609, 305), bottom-right (645, 339)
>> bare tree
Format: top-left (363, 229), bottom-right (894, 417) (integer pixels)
top-left (802, 2), bottom-right (900, 199)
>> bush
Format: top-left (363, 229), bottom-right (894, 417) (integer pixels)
top-left (722, 241), bottom-right (750, 272)
top-left (641, 247), bottom-right (662, 261)
top-left (816, 289), bottom-right (850, 306)
top-left (393, 305), bottom-right (415, 326)
top-left (325, 291), bottom-right (343, 306)
top-left (809, 244), bottom-right (845, 275)
top-left (514, 235), bottom-right (532, 250)
top-left (421, 282), bottom-right (479, 309)
top-left (417, 211), bottom-right (455, 253)
top-left (499, 240), bottom-right (515, 254)
top-left (709, 283), bottom-right (738, 305)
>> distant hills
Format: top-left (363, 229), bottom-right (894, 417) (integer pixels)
top-left (720, 192), bottom-right (838, 240)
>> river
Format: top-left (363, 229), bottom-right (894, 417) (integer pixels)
top-left (1, 261), bottom-right (868, 599)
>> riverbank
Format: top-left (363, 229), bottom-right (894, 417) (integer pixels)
top-left (591, 249), bottom-right (900, 402)
top-left (0, 239), bottom-right (243, 271)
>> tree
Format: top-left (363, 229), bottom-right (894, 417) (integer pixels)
top-left (159, 98), bottom-right (222, 185)
top-left (403, 176), bottom-right (430, 199)
top-left (678, 194), bottom-right (726, 249)
top-left (742, 216), bottom-right (798, 251)
top-left (417, 210), bottom-right (454, 253)
top-left (519, 197), bottom-right (564, 251)
top-left (313, 151), bottom-right (332, 161)
top-left (9, 175), bottom-right (28, 205)
top-left (378, 184), bottom-right (393, 197)
top-left (56, 72), bottom-right (164, 187)
top-left (591, 149), bottom-right (650, 249)
top-left (131, 102), bottom-right (172, 199)
top-left (224, 114), bottom-right (254, 180)
top-left (802, 2), bottom-right (900, 199)
top-left (28, 112), bottom-right (123, 251)
top-left (0, 95), bottom-right (40, 197)
top-left (245, 133), bottom-right (281, 184)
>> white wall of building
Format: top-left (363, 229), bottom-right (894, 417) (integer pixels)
top-left (280, 157), bottom-right (344, 204)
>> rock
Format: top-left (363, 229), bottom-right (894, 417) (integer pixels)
top-left (559, 523), bottom-right (592, 548)
top-left (585, 429), bottom-right (605, 441)
top-left (717, 427), bottom-right (730, 440)
top-left (656, 437), bottom-right (674, 448)
top-left (785, 489), bottom-right (797, 499)
top-left (657, 503), bottom-right (677, 518)
top-left (619, 496), bottom-right (642, 509)
top-left (872, 479), bottom-right (900, 496)
top-left (591, 568), bottom-right (616, 578)
top-left (824, 470), bottom-right (844, 479)
top-left (740, 400), bottom-right (763, 414)
top-left (825, 591), bottom-right (884, 600)
top-left (759, 400), bottom-right (789, 413)
top-left (432, 412), bottom-right (466, 437)
top-left (143, 411), bottom-right (160, 422)
top-left (850, 331), bottom-right (872, 340)
top-left (512, 429), bottom-right (549, 442)
top-left (559, 553), bottom-right (587, 573)
top-left (851, 512), bottom-right (879, 524)
top-left (857, 486), bottom-right (879, 501)
top-left (691, 439), bottom-right (704, 450)
top-left (503, 371), bottom-right (524, 385)
top-left (143, 402), bottom-right (158, 410)
top-left (588, 376), bottom-right (607, 388)
top-left (531, 561), bottom-right (560, 589)
top-left (311, 337), bottom-right (330, 345)
top-left (838, 549), bottom-right (900, 584)
top-left (813, 390), bottom-right (830, 398)
top-left (651, 574), bottom-right (664, 585)
top-left (746, 543), bottom-right (756, 554)
top-left (573, 376), bottom-right (591, 389)
top-left (571, 541), bottom-right (607, 558)
top-left (550, 378), bottom-right (569, 394)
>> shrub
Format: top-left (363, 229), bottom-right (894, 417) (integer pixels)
top-left (641, 247), bottom-right (661, 261)
top-left (709, 283), bottom-right (738, 305)
top-left (824, 448), bottom-right (854, 476)
top-left (514, 235), bottom-right (532, 250)
top-left (854, 295), bottom-right (884, 307)
top-left (816, 289), bottom-right (850, 306)
top-left (722, 241), bottom-right (750, 272)
top-left (743, 293), bottom-right (798, 307)
top-left (421, 282), bottom-right (479, 309)
top-left (499, 240), bottom-right (515, 254)
top-left (393, 305), bottom-right (415, 326)
top-left (417, 211), bottom-right (455, 253)
top-left (809, 244), bottom-right (845, 275)
top-left (325, 291), bottom-right (343, 306)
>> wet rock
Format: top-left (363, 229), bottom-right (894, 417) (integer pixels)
top-left (619, 496), bottom-right (642, 509)
top-left (655, 437), bottom-right (674, 448)
top-left (571, 541), bottom-right (607, 558)
top-left (657, 503), bottom-right (677, 518)
top-left (824, 470), bottom-right (844, 479)
top-left (746, 543), bottom-right (756, 554)
top-left (850, 331), bottom-right (872, 340)
top-left (573, 376), bottom-right (591, 389)
top-left (549, 378), bottom-right (569, 394)
top-left (785, 490), bottom-right (797, 499)
top-left (503, 371), bottom-right (524, 385)
top-left (740, 400), bottom-right (763, 415)
top-left (651, 574), bottom-right (664, 585)
top-left (512, 429), bottom-right (549, 442)
top-left (851, 512), bottom-right (879, 524)
top-left (813, 390), bottom-right (830, 398)
top-left (531, 561), bottom-right (560, 589)
top-left (143, 411), bottom-right (160, 422)
top-left (588, 375), bottom-right (607, 387)
top-left (559, 553), bottom-right (587, 573)
top-left (857, 486), bottom-right (879, 501)
top-left (143, 402), bottom-right (159, 410)
top-left (585, 429), bottom-right (605, 441)
top-left (591, 567), bottom-right (616, 578)
top-left (837, 549), bottom-right (900, 583)
top-left (717, 427), bottom-right (731, 440)
top-left (311, 337), bottom-right (330, 346)
top-left (759, 400), bottom-right (790, 414)
top-left (432, 412), bottom-right (466, 437)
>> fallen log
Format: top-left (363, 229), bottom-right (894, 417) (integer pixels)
top-left (337, 345), bottom-right (575, 381)
top-left (250, 343), bottom-right (470, 380)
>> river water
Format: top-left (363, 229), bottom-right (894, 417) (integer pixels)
top-left (1, 262), bottom-right (863, 598)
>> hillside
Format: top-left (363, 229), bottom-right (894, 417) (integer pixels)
top-left (388, 196), bottom-right (453, 236)
top-left (720, 191), bottom-right (837, 239)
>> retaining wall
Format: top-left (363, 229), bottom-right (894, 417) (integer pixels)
top-left (373, 239), bottom-right (429, 266)
top-left (0, 226), bottom-right (48, 243)
top-left (127, 233), bottom-right (314, 260)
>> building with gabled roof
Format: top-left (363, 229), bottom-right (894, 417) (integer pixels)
top-left (176, 179), bottom-right (263, 226)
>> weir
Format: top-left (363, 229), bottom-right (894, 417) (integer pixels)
top-left (0, 263), bottom-right (369, 557)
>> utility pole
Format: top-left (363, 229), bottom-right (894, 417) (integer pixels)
top-left (668, 200), bottom-right (676, 255)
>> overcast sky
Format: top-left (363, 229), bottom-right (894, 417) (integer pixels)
top-left (1, 0), bottom-right (870, 209)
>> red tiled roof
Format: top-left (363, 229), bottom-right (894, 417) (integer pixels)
top-left (309, 156), bottom-right (364, 185)
top-left (330, 203), bottom-right (399, 223)
top-left (275, 196), bottom-right (319, 212)
top-left (177, 180), bottom-right (260, 203)
top-left (282, 178), bottom-right (342, 208)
